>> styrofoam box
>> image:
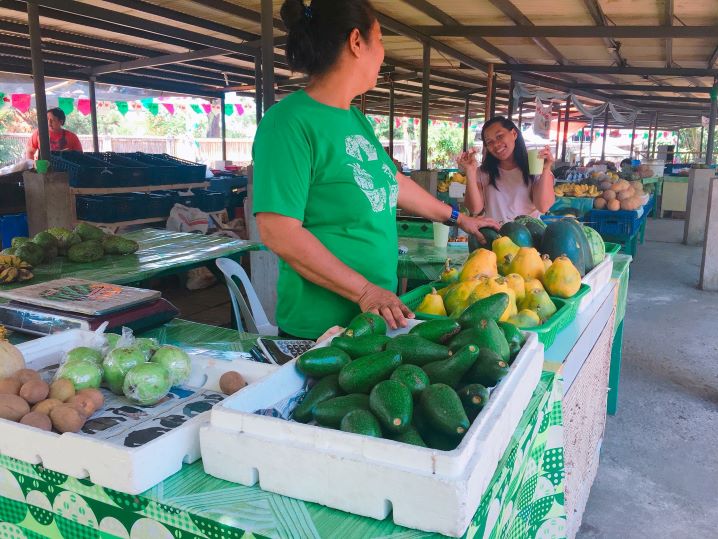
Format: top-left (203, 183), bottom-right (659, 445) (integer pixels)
top-left (200, 322), bottom-right (543, 537)
top-left (580, 255), bottom-right (614, 313)
top-left (2, 330), bottom-right (276, 494)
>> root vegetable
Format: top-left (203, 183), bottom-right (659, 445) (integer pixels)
top-left (13, 369), bottom-right (40, 385)
top-left (219, 371), bottom-right (247, 395)
top-left (31, 398), bottom-right (64, 416)
top-left (594, 197), bottom-right (607, 209)
top-left (49, 379), bottom-right (75, 402)
top-left (50, 404), bottom-right (86, 433)
top-left (20, 411), bottom-right (52, 431)
top-left (0, 378), bottom-right (22, 396)
top-left (19, 379), bottom-right (50, 405)
top-left (0, 394), bottom-right (30, 421)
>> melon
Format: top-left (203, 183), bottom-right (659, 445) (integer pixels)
top-left (499, 222), bottom-right (533, 248)
top-left (582, 225), bottom-right (606, 268)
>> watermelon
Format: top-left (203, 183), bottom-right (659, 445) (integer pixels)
top-left (582, 225), bottom-right (606, 268)
top-left (540, 220), bottom-right (588, 276)
top-left (499, 222), bottom-right (533, 247)
top-left (561, 218), bottom-right (595, 273)
top-left (469, 226), bottom-right (501, 252)
top-left (515, 215), bottom-right (546, 230)
top-left (515, 216), bottom-right (546, 247)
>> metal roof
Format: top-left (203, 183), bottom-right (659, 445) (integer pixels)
top-left (0, 0), bottom-right (716, 129)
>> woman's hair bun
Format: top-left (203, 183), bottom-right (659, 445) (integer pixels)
top-left (280, 0), bottom-right (307, 30)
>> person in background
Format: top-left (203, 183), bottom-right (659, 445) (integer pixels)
top-left (25, 107), bottom-right (82, 159)
top-left (459, 116), bottom-right (555, 224)
top-left (252, 0), bottom-right (499, 340)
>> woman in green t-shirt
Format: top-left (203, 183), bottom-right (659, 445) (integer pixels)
top-left (253, 0), bottom-right (499, 339)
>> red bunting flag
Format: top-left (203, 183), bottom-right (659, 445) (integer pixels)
top-left (11, 93), bottom-right (31, 113)
top-left (77, 98), bottom-right (91, 116)
top-left (162, 103), bottom-right (175, 115)
top-left (235, 104), bottom-right (244, 116)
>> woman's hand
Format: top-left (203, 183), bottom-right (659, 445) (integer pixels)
top-left (457, 214), bottom-right (501, 243)
top-left (457, 149), bottom-right (479, 175)
top-left (357, 283), bottom-right (414, 330)
top-left (539, 145), bottom-right (555, 171)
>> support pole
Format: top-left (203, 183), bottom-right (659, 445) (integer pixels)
top-left (420, 41), bottom-right (430, 170)
top-left (507, 76), bottom-right (515, 120)
top-left (260, 0), bottom-right (275, 113)
top-left (89, 77), bottom-right (99, 152)
top-left (27, 1), bottom-right (50, 161)
top-left (629, 116), bottom-right (637, 159)
top-left (517, 98), bottom-right (524, 128)
top-left (600, 106), bottom-right (609, 161)
top-left (484, 63), bottom-right (494, 121)
top-left (554, 103), bottom-right (561, 160)
top-left (588, 117), bottom-right (595, 160)
top-left (646, 114), bottom-right (654, 159)
top-left (579, 127), bottom-right (585, 164)
top-left (389, 81), bottom-right (395, 158)
top-left (254, 53), bottom-right (263, 124)
top-left (360, 94), bottom-right (367, 114)
top-left (463, 97), bottom-right (470, 151)
top-left (220, 94), bottom-right (227, 161)
top-left (489, 73), bottom-right (497, 118)
top-left (652, 114), bottom-right (659, 159)
top-left (699, 126), bottom-right (704, 160)
top-left (561, 96), bottom-right (571, 162)
top-left (706, 82), bottom-right (718, 165)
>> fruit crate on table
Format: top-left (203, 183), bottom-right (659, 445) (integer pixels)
top-left (119, 152), bottom-right (190, 184)
top-left (583, 208), bottom-right (643, 237)
top-left (76, 194), bottom-right (142, 222)
top-left (84, 152), bottom-right (152, 187)
top-left (148, 153), bottom-right (207, 182)
top-left (51, 151), bottom-right (137, 188)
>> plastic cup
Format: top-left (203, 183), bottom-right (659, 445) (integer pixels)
top-left (35, 160), bottom-right (49, 174)
top-left (432, 223), bottom-right (450, 248)
top-left (527, 148), bottom-right (544, 176)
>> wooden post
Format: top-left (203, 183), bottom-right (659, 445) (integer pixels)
top-left (706, 83), bottom-right (718, 165)
top-left (507, 76), bottom-right (515, 120)
top-left (254, 53), bottom-right (263, 124)
top-left (579, 127), bottom-right (585, 164)
top-left (699, 177), bottom-right (718, 290)
top-left (261, 0), bottom-right (275, 112)
top-left (629, 116), bottom-right (637, 159)
top-left (699, 126), bottom-right (705, 160)
top-left (389, 81), bottom-right (395, 158)
top-left (27, 1), bottom-right (50, 161)
top-left (600, 107), bottom-right (609, 161)
top-left (561, 96), bottom-right (571, 162)
top-left (420, 41), bottom-right (430, 170)
top-left (554, 103), bottom-right (561, 160)
top-left (517, 98), bottom-right (524, 128)
top-left (220, 94), bottom-right (227, 161)
top-left (463, 97), bottom-right (470, 151)
top-left (652, 114), bottom-right (660, 159)
top-left (89, 77), bottom-right (99, 152)
top-left (484, 63), bottom-right (494, 121)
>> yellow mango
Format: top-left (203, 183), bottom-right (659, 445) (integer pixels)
top-left (505, 273), bottom-right (526, 304)
top-left (416, 288), bottom-right (447, 316)
top-left (543, 255), bottom-right (582, 298)
top-left (507, 247), bottom-right (545, 281)
top-left (458, 249), bottom-right (498, 281)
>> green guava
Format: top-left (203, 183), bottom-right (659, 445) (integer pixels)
top-left (102, 346), bottom-right (147, 394)
top-left (56, 360), bottom-right (103, 390)
top-left (122, 363), bottom-right (172, 406)
top-left (65, 347), bottom-right (103, 365)
top-left (150, 345), bottom-right (192, 386)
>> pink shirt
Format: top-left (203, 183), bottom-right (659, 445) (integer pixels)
top-left (477, 167), bottom-right (540, 224)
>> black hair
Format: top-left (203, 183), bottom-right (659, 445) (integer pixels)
top-left (620, 158), bottom-right (632, 167)
top-left (480, 116), bottom-right (531, 191)
top-left (47, 107), bottom-right (66, 125)
top-left (280, 0), bottom-right (377, 76)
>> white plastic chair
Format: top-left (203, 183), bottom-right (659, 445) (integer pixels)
top-left (216, 258), bottom-right (278, 336)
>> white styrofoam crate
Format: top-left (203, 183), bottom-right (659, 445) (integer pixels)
top-left (580, 255), bottom-right (614, 313)
top-left (200, 323), bottom-right (544, 537)
top-left (2, 330), bottom-right (276, 494)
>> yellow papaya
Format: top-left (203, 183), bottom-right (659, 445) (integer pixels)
top-left (439, 258), bottom-right (459, 284)
top-left (504, 273), bottom-right (526, 305)
top-left (458, 249), bottom-right (498, 281)
top-left (467, 277), bottom-right (517, 321)
top-left (519, 287), bottom-right (557, 322)
top-left (444, 279), bottom-right (481, 314)
top-left (542, 254), bottom-right (553, 272)
top-left (507, 309), bottom-right (541, 328)
top-left (416, 288), bottom-right (447, 316)
top-left (507, 247), bottom-right (545, 281)
top-left (524, 278), bottom-right (545, 296)
top-left (543, 255), bottom-right (581, 298)
top-left (492, 236), bottom-right (520, 274)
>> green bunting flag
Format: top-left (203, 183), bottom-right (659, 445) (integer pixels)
top-left (0, 92), bottom-right (4, 108)
top-left (224, 104), bottom-right (233, 116)
top-left (115, 101), bottom-right (128, 115)
top-left (147, 102), bottom-right (159, 116)
top-left (58, 97), bottom-right (74, 115)
top-left (190, 104), bottom-right (202, 114)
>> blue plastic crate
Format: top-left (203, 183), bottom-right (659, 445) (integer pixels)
top-left (148, 154), bottom-right (207, 182)
top-left (76, 194), bottom-right (141, 223)
top-left (192, 189), bottom-right (226, 212)
top-left (583, 209), bottom-right (643, 237)
top-left (0, 213), bottom-right (29, 249)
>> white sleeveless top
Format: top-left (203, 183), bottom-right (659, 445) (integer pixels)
top-left (477, 167), bottom-right (540, 224)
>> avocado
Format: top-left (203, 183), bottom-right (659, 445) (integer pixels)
top-left (11, 237), bottom-right (29, 249)
top-left (14, 242), bottom-right (44, 266)
top-left (449, 319), bottom-right (510, 362)
top-left (369, 379), bottom-right (413, 434)
top-left (343, 312), bottom-right (387, 338)
top-left (389, 424), bottom-right (427, 447)
top-left (422, 344), bottom-right (481, 388)
top-left (74, 222), bottom-right (106, 241)
top-left (102, 234), bottom-right (139, 255)
top-left (498, 321), bottom-right (526, 363)
top-left (463, 348), bottom-right (510, 387)
top-left (418, 383), bottom-right (470, 437)
top-left (457, 293), bottom-right (510, 328)
top-left (413, 405), bottom-right (463, 450)
top-left (457, 383), bottom-right (490, 421)
top-left (338, 350), bottom-right (402, 394)
top-left (313, 394), bottom-right (370, 428)
top-left (390, 364), bottom-right (430, 396)
top-left (340, 409), bottom-right (382, 438)
top-left (331, 334), bottom-right (390, 359)
top-left (292, 375), bottom-right (343, 423)
top-left (408, 319), bottom-right (461, 344)
top-left (67, 240), bottom-right (104, 263)
top-left (385, 335), bottom-right (451, 367)
top-left (296, 346), bottom-right (351, 378)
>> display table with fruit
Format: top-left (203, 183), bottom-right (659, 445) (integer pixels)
top-left (0, 228), bottom-right (261, 291)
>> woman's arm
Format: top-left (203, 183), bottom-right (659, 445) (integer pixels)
top-left (25, 133), bottom-right (37, 160)
top-left (257, 213), bottom-right (413, 329)
top-left (531, 145), bottom-right (556, 213)
top-left (457, 150), bottom-right (485, 215)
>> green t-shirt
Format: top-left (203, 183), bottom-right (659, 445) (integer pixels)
top-left (253, 90), bottom-right (399, 339)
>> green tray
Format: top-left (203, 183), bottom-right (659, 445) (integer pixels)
top-left (604, 242), bottom-right (621, 256)
top-left (401, 281), bottom-right (580, 348)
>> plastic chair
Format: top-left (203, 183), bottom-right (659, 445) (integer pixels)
top-left (216, 258), bottom-right (278, 336)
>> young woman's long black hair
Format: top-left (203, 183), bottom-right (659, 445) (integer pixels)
top-left (480, 116), bottom-right (531, 191)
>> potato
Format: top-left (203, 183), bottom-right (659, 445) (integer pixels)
top-left (50, 404), bottom-right (86, 433)
top-left (20, 411), bottom-right (52, 431)
top-left (19, 379), bottom-right (50, 405)
top-left (67, 393), bottom-right (98, 417)
top-left (76, 388), bottom-right (104, 412)
top-left (602, 190), bottom-right (617, 201)
top-left (49, 379), bottom-right (75, 402)
top-left (13, 369), bottom-right (40, 385)
top-left (32, 398), bottom-right (64, 416)
top-left (593, 197), bottom-right (607, 209)
top-left (0, 394), bottom-right (31, 422)
top-left (607, 199), bottom-right (621, 211)
top-left (219, 371), bottom-right (247, 395)
top-left (0, 378), bottom-right (22, 396)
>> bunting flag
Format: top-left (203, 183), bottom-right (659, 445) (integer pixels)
top-left (0, 92), bottom-right (5, 108)
top-left (643, 133), bottom-right (649, 139)
top-left (201, 103), bottom-right (212, 114)
top-left (190, 104), bottom-right (202, 114)
top-left (162, 103), bottom-right (175, 115)
top-left (11, 93), bottom-right (31, 113)
top-left (663, 131), bottom-right (669, 138)
top-left (58, 97), bottom-right (74, 115)
top-left (77, 98), bottom-right (91, 116)
top-left (224, 104), bottom-right (233, 116)
top-left (395, 118), bottom-right (401, 128)
top-left (235, 103), bottom-right (244, 116)
top-left (146, 102), bottom-right (159, 116)
top-left (413, 118), bottom-right (420, 126)
top-left (373, 116), bottom-right (382, 124)
top-left (116, 101), bottom-right (128, 115)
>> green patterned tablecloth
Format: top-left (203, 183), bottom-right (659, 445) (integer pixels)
top-left (0, 229), bottom-right (261, 291)
top-left (398, 238), bottom-right (469, 281)
top-left (0, 318), bottom-right (565, 539)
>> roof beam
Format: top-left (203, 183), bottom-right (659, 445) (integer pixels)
top-left (573, 84), bottom-right (713, 93)
top-left (709, 46), bottom-right (718, 68)
top-left (196, 0), bottom-right (286, 30)
top-left (398, 0), bottom-right (516, 64)
top-left (488, 0), bottom-right (567, 64)
top-left (412, 25), bottom-right (718, 38)
top-left (499, 64), bottom-right (718, 77)
top-left (81, 48), bottom-right (230, 76)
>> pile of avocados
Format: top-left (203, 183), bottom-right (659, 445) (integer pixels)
top-left (293, 292), bottom-right (525, 451)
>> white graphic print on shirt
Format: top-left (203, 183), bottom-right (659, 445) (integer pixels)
top-left (345, 135), bottom-right (397, 214)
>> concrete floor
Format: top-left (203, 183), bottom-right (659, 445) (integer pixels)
top-left (578, 218), bottom-right (718, 538)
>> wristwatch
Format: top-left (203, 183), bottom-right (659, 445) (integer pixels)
top-left (443, 207), bottom-right (460, 227)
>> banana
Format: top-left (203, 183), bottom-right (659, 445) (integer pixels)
top-left (0, 266), bottom-right (19, 284)
top-left (17, 269), bottom-right (34, 282)
top-left (0, 255), bottom-right (32, 270)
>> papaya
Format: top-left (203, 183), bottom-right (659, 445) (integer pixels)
top-left (467, 277), bottom-right (516, 322)
top-left (499, 222), bottom-right (533, 247)
top-left (468, 226), bottom-right (501, 252)
top-left (524, 278), bottom-right (545, 295)
top-left (343, 312), bottom-right (387, 338)
top-left (458, 249), bottom-right (498, 281)
top-left (493, 236), bottom-right (520, 275)
top-left (507, 247), bottom-right (545, 281)
top-left (408, 319), bottom-right (461, 344)
top-left (542, 254), bottom-right (553, 272)
top-left (439, 259), bottom-right (459, 284)
top-left (540, 219), bottom-right (587, 276)
top-left (507, 309), bottom-right (541, 328)
top-left (504, 273), bottom-right (526, 304)
top-left (519, 287), bottom-right (557, 323)
top-left (415, 288), bottom-right (447, 316)
top-left (543, 255), bottom-right (582, 298)
top-left (444, 280), bottom-right (481, 314)
top-left (422, 344), bottom-right (481, 388)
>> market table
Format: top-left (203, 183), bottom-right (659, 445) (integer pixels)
top-left (0, 319), bottom-right (566, 539)
top-left (0, 229), bottom-right (262, 291)
top-left (397, 237), bottom-right (468, 282)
